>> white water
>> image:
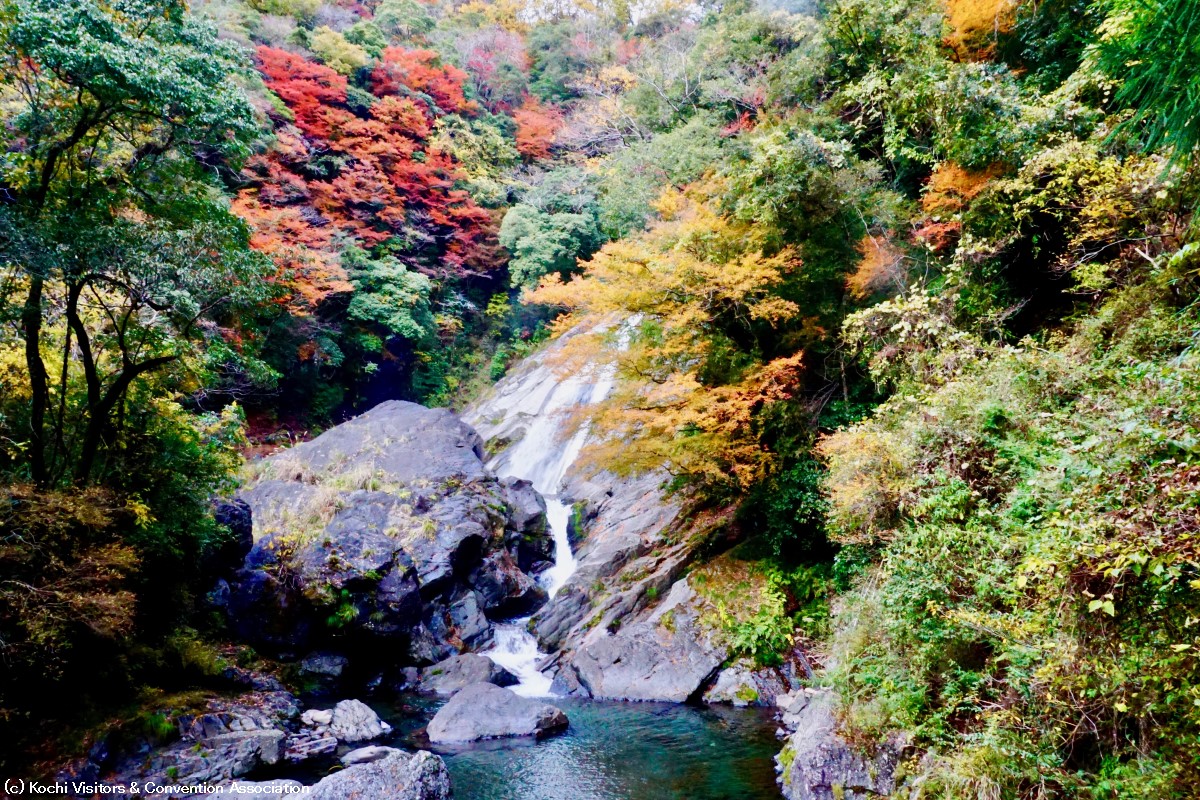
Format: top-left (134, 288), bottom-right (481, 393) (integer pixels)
top-left (480, 361), bottom-right (617, 697)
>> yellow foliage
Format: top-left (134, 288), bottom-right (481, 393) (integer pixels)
top-left (817, 425), bottom-right (908, 545)
top-left (454, 0), bottom-right (530, 32)
top-left (310, 26), bottom-right (369, 75)
top-left (531, 193), bottom-right (805, 494)
top-left (651, 187), bottom-right (687, 221)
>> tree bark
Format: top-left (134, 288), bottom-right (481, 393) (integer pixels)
top-left (22, 276), bottom-right (48, 486)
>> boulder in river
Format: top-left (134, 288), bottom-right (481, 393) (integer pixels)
top-left (329, 698), bottom-right (392, 743)
top-left (227, 400), bottom-right (554, 660)
top-left (568, 579), bottom-right (727, 702)
top-left (308, 750), bottom-right (451, 800)
top-left (419, 653), bottom-right (518, 696)
top-left (426, 682), bottom-right (568, 743)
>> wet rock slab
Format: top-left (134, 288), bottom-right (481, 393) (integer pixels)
top-left (419, 653), bottom-right (518, 696)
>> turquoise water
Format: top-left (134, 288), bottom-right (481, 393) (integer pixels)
top-left (388, 697), bottom-right (783, 800)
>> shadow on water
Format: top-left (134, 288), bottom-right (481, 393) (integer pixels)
top-left (386, 695), bottom-right (783, 800)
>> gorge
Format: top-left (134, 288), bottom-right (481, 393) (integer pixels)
top-left (4, 0), bottom-right (1200, 796)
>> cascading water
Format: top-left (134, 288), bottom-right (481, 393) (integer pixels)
top-left (480, 367), bottom-right (616, 697)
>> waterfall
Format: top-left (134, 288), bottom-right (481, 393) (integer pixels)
top-left (478, 361), bottom-right (617, 697)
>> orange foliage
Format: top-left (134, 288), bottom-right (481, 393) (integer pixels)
top-left (912, 219), bottom-right (963, 253)
top-left (513, 97), bottom-right (563, 160)
top-left (847, 234), bottom-right (906, 299)
top-left (922, 161), bottom-right (1001, 214)
top-left (372, 47), bottom-right (477, 115)
top-left (237, 45), bottom-right (500, 314)
top-left (944, 0), bottom-right (1018, 59)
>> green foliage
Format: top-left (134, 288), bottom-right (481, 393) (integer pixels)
top-left (344, 247), bottom-right (436, 343)
top-left (1095, 0), bottom-right (1200, 164)
top-left (824, 258), bottom-right (1200, 795)
top-left (527, 22), bottom-right (592, 102)
top-left (500, 204), bottom-right (604, 288)
top-left (753, 456), bottom-right (829, 558)
top-left (375, 0), bottom-right (436, 40)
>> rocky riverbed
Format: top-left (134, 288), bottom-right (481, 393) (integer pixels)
top-left (59, 323), bottom-right (888, 799)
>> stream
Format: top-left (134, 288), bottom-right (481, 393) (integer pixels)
top-left (430, 355), bottom-right (783, 800)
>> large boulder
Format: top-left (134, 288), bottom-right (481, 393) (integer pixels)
top-left (426, 682), bottom-right (568, 743)
top-left (308, 750), bottom-right (451, 800)
top-left (329, 699), bottom-right (392, 743)
top-left (419, 653), bottom-right (518, 696)
top-left (568, 579), bottom-right (727, 702)
top-left (228, 401), bottom-right (553, 660)
top-left (776, 693), bottom-right (906, 800)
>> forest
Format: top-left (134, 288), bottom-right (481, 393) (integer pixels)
top-left (1, 0), bottom-right (1198, 796)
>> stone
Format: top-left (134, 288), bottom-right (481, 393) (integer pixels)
top-left (301, 708), bottom-right (333, 727)
top-left (703, 664), bottom-right (762, 707)
top-left (308, 750), bottom-right (451, 800)
top-left (155, 729), bottom-right (286, 785)
top-left (329, 699), bottom-right (392, 743)
top-left (776, 693), bottom-right (906, 800)
top-left (284, 732), bottom-right (338, 763)
top-left (419, 653), bottom-right (518, 696)
top-left (300, 652), bottom-right (349, 679)
top-left (471, 551), bottom-right (548, 617)
top-left (569, 579), bottom-right (727, 703)
top-left (703, 658), bottom-right (789, 708)
top-left (229, 401), bottom-right (553, 661)
top-left (341, 745), bottom-right (402, 766)
top-left (209, 498), bottom-right (254, 575)
top-left (426, 682), bottom-right (568, 743)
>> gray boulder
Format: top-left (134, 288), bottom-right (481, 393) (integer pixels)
top-left (229, 401), bottom-right (554, 659)
top-left (426, 682), bottom-right (568, 743)
top-left (308, 750), bottom-right (451, 800)
top-left (341, 745), bottom-right (402, 766)
top-left (111, 690), bottom-right (299, 787)
top-left (329, 699), bottom-right (392, 743)
top-left (299, 652), bottom-right (349, 684)
top-left (776, 693), bottom-right (906, 800)
top-left (703, 658), bottom-right (790, 708)
top-left (569, 579), bottom-right (727, 702)
top-left (209, 498), bottom-right (254, 575)
top-left (419, 654), bottom-right (518, 696)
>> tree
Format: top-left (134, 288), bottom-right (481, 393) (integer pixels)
top-left (499, 204), bottom-right (603, 287)
top-left (0, 0), bottom-right (267, 487)
top-left (531, 191), bottom-right (806, 497)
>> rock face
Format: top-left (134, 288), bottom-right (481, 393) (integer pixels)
top-left (426, 682), bottom-right (568, 743)
top-left (419, 653), bottom-right (518, 696)
top-left (776, 693), bottom-right (906, 800)
top-left (567, 579), bottom-right (727, 702)
top-left (703, 657), bottom-right (795, 708)
top-left (307, 750), bottom-right (451, 800)
top-left (464, 319), bottom-right (735, 705)
top-left (228, 400), bottom-right (553, 661)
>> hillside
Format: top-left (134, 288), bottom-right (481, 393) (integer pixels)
top-left (1, 0), bottom-right (1199, 796)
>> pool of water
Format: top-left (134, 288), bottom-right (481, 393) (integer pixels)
top-left (382, 696), bottom-right (783, 800)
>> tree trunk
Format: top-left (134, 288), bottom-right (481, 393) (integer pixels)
top-left (22, 276), bottom-right (48, 486)
top-left (74, 355), bottom-right (177, 485)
